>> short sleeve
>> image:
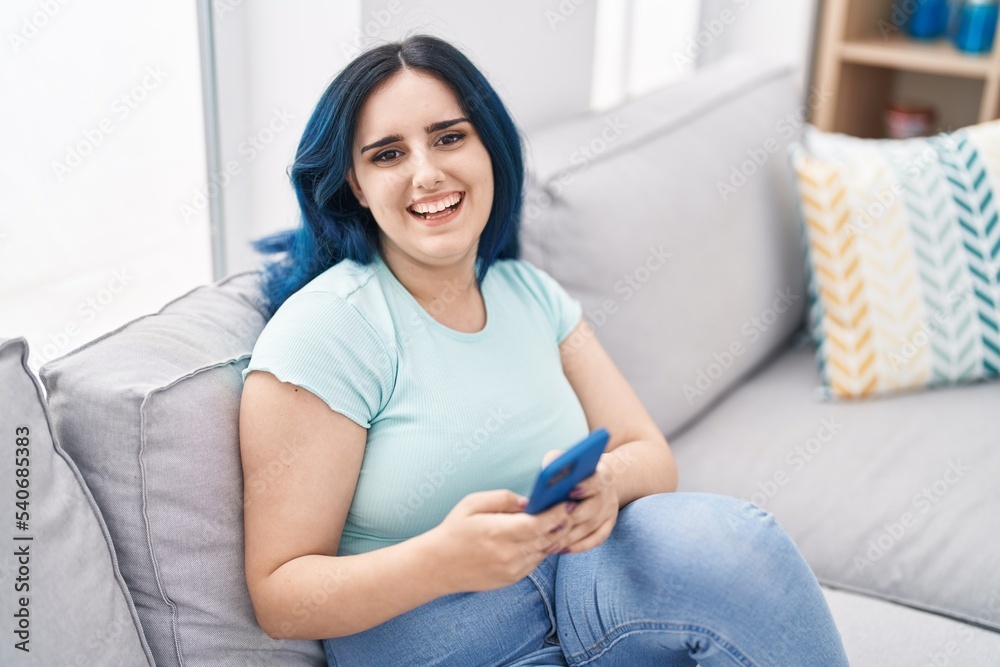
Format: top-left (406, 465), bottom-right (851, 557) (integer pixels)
top-left (513, 261), bottom-right (583, 345)
top-left (241, 291), bottom-right (395, 429)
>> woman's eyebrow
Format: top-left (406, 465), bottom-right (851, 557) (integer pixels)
top-left (359, 117), bottom-right (470, 154)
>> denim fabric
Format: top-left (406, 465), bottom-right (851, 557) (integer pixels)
top-left (322, 492), bottom-right (850, 666)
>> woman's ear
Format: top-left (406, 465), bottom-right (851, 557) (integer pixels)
top-left (346, 167), bottom-right (369, 208)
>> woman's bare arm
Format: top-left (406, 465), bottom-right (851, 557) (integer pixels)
top-left (559, 317), bottom-right (679, 503)
top-left (240, 370), bottom-right (452, 640)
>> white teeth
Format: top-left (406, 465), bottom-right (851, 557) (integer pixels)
top-left (409, 193), bottom-right (461, 214)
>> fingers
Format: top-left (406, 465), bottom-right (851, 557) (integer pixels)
top-left (462, 489), bottom-right (529, 515)
top-left (569, 458), bottom-right (615, 500)
top-left (560, 516), bottom-right (616, 555)
top-left (553, 501), bottom-right (594, 550)
top-left (517, 499), bottom-right (575, 528)
top-left (513, 511), bottom-right (572, 570)
top-left (514, 500), bottom-right (576, 554)
top-left (539, 501), bottom-right (575, 538)
top-left (541, 448), bottom-right (566, 469)
top-left (545, 501), bottom-right (583, 546)
top-left (552, 491), bottom-right (619, 555)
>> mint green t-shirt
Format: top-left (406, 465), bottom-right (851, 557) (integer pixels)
top-left (241, 251), bottom-right (589, 556)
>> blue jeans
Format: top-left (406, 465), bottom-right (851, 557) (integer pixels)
top-left (322, 492), bottom-right (850, 666)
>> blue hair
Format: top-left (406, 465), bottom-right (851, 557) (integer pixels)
top-left (250, 34), bottom-right (526, 319)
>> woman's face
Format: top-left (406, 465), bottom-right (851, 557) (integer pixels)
top-left (347, 69), bottom-right (494, 269)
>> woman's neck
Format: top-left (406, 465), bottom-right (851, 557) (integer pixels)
top-left (377, 243), bottom-right (481, 308)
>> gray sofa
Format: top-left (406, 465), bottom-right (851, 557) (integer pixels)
top-left (2, 55), bottom-right (998, 666)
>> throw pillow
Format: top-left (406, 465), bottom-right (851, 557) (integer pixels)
top-left (790, 119), bottom-right (1000, 398)
top-left (0, 337), bottom-right (153, 665)
top-left (37, 273), bottom-right (327, 667)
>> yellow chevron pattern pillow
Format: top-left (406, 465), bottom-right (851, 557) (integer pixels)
top-left (790, 121), bottom-right (1000, 399)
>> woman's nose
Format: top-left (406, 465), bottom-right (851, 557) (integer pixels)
top-left (410, 151), bottom-right (445, 190)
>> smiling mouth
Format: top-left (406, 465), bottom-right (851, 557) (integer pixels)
top-left (407, 193), bottom-right (464, 220)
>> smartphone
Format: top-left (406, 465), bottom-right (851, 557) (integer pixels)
top-left (523, 428), bottom-right (610, 515)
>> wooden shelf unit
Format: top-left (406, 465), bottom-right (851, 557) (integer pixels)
top-left (812, 0), bottom-right (1000, 137)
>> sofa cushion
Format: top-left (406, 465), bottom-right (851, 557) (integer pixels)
top-left (821, 586), bottom-right (1000, 666)
top-left (519, 54), bottom-right (809, 438)
top-left (38, 273), bottom-right (326, 666)
top-left (671, 338), bottom-right (1000, 634)
top-left (790, 120), bottom-right (1000, 399)
top-left (0, 337), bottom-right (153, 666)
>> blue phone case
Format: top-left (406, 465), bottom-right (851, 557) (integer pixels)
top-left (524, 428), bottom-right (610, 514)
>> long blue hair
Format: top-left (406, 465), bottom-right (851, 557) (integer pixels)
top-left (250, 34), bottom-right (525, 319)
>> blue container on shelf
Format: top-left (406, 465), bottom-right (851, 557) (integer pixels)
top-left (906, 0), bottom-right (952, 38)
top-left (953, 0), bottom-right (999, 53)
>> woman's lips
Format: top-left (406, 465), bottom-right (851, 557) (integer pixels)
top-left (407, 193), bottom-right (464, 226)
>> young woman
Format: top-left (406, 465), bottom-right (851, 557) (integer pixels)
top-left (238, 34), bottom-right (850, 667)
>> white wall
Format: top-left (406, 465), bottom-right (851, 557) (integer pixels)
top-left (0, 0), bottom-right (211, 372)
top-left (592, 0), bottom-right (702, 111)
top-left (358, 0), bottom-right (598, 133)
top-left (696, 0), bottom-right (820, 95)
top-left (210, 0), bottom-right (361, 277)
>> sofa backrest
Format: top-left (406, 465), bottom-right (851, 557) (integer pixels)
top-left (519, 54), bottom-right (809, 438)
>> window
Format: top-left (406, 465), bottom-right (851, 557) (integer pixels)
top-left (0, 1), bottom-right (212, 373)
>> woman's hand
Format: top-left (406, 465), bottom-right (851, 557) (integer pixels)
top-left (430, 488), bottom-right (578, 594)
top-left (540, 449), bottom-right (619, 556)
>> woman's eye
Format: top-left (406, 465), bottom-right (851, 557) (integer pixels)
top-left (439, 132), bottom-right (465, 146)
top-left (371, 132), bottom-right (464, 164)
top-left (372, 149), bottom-right (401, 164)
